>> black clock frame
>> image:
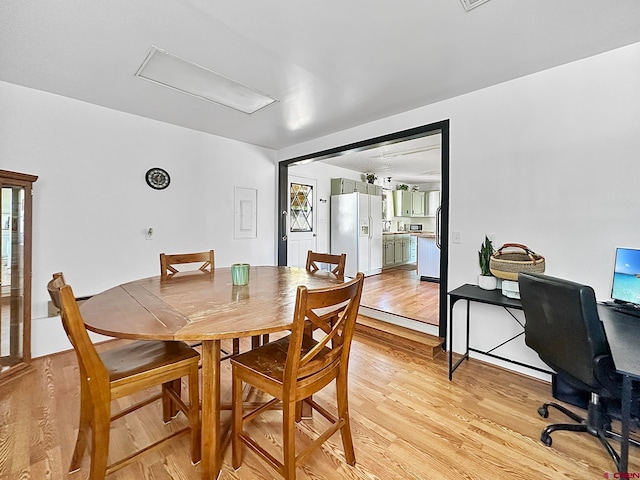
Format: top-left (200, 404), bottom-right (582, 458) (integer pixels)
top-left (145, 167), bottom-right (170, 190)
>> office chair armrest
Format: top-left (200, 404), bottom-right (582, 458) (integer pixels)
top-left (593, 354), bottom-right (623, 397)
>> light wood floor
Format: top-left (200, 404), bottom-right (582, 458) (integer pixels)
top-left (362, 264), bottom-right (439, 325)
top-left (1, 334), bottom-right (638, 479)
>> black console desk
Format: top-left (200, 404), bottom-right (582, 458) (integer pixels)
top-left (448, 284), bottom-right (550, 381)
top-left (598, 304), bottom-right (640, 474)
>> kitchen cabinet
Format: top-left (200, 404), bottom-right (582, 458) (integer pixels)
top-left (331, 178), bottom-right (382, 196)
top-left (411, 191), bottom-right (426, 217)
top-left (410, 235), bottom-right (417, 263)
top-left (354, 181), bottom-right (368, 193)
top-left (401, 234), bottom-right (411, 262)
top-left (393, 190), bottom-right (410, 216)
top-left (383, 233), bottom-right (412, 266)
top-left (417, 235), bottom-right (440, 280)
top-left (366, 183), bottom-right (383, 196)
top-left (331, 178), bottom-right (355, 195)
top-left (393, 190), bottom-right (426, 217)
top-left (383, 235), bottom-right (396, 267)
top-left (427, 190), bottom-right (441, 217)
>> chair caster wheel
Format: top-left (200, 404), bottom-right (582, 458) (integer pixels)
top-left (541, 433), bottom-right (552, 446)
top-left (538, 406), bottom-right (548, 418)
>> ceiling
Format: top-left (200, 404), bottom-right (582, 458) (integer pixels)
top-left (2, 1), bottom-right (640, 151)
top-left (318, 133), bottom-right (442, 185)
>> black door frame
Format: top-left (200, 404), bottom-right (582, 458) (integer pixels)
top-left (278, 119), bottom-right (450, 342)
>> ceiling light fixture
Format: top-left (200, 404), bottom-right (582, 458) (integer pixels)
top-left (460, 0), bottom-right (491, 11)
top-left (135, 46), bottom-right (278, 114)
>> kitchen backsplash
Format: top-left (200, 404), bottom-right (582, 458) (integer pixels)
top-left (391, 217), bottom-right (436, 232)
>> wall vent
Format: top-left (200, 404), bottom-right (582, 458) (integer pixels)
top-left (460, 0), bottom-right (491, 11)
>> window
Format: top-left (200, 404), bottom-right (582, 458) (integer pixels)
top-left (289, 183), bottom-right (313, 232)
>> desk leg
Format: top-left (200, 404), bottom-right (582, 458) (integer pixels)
top-left (449, 298), bottom-right (470, 381)
top-left (201, 340), bottom-right (221, 480)
top-left (448, 300), bottom-right (454, 380)
top-left (619, 374), bottom-right (631, 474)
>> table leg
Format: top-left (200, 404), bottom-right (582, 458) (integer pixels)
top-left (201, 340), bottom-right (221, 480)
top-left (619, 374), bottom-right (632, 474)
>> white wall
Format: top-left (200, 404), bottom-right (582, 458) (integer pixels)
top-left (0, 80), bottom-right (278, 356)
top-left (279, 42), bottom-right (640, 378)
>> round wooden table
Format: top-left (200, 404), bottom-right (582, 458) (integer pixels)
top-left (80, 265), bottom-right (344, 479)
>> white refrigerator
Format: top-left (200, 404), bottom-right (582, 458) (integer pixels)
top-left (330, 193), bottom-right (383, 277)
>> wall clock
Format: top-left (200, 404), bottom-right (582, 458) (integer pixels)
top-left (145, 167), bottom-right (171, 190)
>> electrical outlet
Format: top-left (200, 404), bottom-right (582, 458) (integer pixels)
top-left (453, 231), bottom-right (461, 244)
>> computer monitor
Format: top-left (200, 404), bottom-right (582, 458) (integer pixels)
top-left (611, 247), bottom-right (640, 306)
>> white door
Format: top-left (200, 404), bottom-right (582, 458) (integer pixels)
top-left (287, 175), bottom-right (317, 268)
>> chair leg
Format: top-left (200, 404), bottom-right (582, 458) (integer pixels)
top-left (69, 378), bottom-right (91, 473)
top-left (162, 379), bottom-right (181, 422)
top-left (88, 399), bottom-right (110, 479)
top-left (336, 373), bottom-right (356, 466)
top-left (597, 430), bottom-right (621, 470)
top-left (283, 400), bottom-right (297, 480)
top-left (540, 401), bottom-right (585, 424)
top-left (232, 372), bottom-right (244, 469)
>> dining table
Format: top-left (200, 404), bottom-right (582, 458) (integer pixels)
top-left (80, 265), bottom-right (346, 479)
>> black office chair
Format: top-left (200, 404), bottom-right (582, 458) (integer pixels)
top-left (518, 272), bottom-right (640, 470)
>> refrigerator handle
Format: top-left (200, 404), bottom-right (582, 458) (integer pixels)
top-left (435, 206), bottom-right (442, 249)
top-left (369, 216), bottom-right (373, 239)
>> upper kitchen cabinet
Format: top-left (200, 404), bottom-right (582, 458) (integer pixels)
top-left (1, 169), bottom-right (38, 386)
top-left (331, 178), bottom-right (382, 196)
top-left (366, 183), bottom-right (383, 196)
top-left (411, 191), bottom-right (426, 217)
top-left (427, 190), bottom-right (441, 217)
top-left (393, 190), bottom-right (426, 217)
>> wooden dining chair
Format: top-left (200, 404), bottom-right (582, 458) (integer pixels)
top-left (256, 250), bottom-right (348, 349)
top-left (160, 249), bottom-right (215, 279)
top-left (231, 272), bottom-right (365, 480)
top-left (159, 250), bottom-right (240, 357)
top-left (305, 250), bottom-right (347, 276)
top-left (47, 272), bottom-right (201, 478)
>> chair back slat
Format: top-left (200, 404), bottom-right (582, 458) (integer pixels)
top-left (160, 250), bottom-right (215, 279)
top-left (284, 273), bottom-right (364, 385)
top-left (305, 251), bottom-right (346, 276)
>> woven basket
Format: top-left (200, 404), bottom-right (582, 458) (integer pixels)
top-left (489, 243), bottom-right (545, 281)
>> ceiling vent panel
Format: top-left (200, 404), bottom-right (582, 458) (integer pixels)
top-left (135, 46), bottom-right (278, 114)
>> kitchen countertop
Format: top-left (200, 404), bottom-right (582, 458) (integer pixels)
top-left (383, 231), bottom-right (435, 237)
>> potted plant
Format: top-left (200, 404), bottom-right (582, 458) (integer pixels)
top-left (396, 184), bottom-right (409, 191)
top-left (364, 173), bottom-right (377, 184)
top-left (478, 236), bottom-right (497, 290)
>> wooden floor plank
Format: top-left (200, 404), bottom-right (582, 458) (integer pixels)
top-left (361, 264), bottom-right (439, 326)
top-left (0, 334), bottom-right (638, 479)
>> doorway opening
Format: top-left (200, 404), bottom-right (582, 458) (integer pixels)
top-left (278, 120), bottom-right (450, 342)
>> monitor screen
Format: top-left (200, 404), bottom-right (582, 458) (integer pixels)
top-left (611, 247), bottom-right (640, 305)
